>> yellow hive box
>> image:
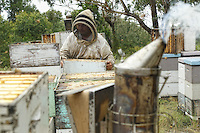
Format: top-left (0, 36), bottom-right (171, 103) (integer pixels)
top-left (0, 71), bottom-right (49, 132)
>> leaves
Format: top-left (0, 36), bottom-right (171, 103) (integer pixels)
top-left (0, 9), bottom-right (65, 68)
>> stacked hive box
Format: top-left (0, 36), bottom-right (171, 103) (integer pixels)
top-left (9, 43), bottom-right (61, 77)
top-left (41, 31), bottom-right (70, 49)
top-left (0, 71), bottom-right (49, 132)
top-left (178, 56), bottom-right (200, 120)
top-left (159, 54), bottom-right (181, 97)
top-left (55, 71), bottom-right (115, 133)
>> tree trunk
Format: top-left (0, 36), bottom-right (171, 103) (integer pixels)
top-left (149, 0), bottom-right (159, 38)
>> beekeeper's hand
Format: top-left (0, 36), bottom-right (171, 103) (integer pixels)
top-left (60, 60), bottom-right (63, 68)
top-left (106, 61), bottom-right (112, 70)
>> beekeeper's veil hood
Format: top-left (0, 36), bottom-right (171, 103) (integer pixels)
top-left (72, 9), bottom-right (98, 45)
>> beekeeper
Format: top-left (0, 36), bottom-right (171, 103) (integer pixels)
top-left (60, 9), bottom-right (115, 70)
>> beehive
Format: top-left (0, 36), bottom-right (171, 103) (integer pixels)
top-left (9, 43), bottom-right (61, 76)
top-left (178, 57), bottom-right (200, 119)
top-left (63, 59), bottom-right (107, 74)
top-left (0, 71), bottom-right (49, 132)
top-left (55, 71), bottom-right (115, 132)
top-left (151, 29), bottom-right (184, 54)
top-left (159, 54), bottom-right (181, 97)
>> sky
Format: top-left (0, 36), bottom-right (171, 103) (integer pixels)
top-left (31, 0), bottom-right (78, 17)
top-left (1, 0), bottom-right (79, 19)
top-left (1, 0), bottom-right (152, 27)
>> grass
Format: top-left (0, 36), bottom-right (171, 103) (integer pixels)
top-left (159, 97), bottom-right (200, 133)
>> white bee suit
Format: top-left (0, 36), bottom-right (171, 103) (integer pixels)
top-left (60, 9), bottom-right (115, 65)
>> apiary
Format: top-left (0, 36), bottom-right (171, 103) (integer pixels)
top-left (54, 71), bottom-right (115, 133)
top-left (63, 59), bottom-right (106, 74)
top-left (0, 71), bottom-right (49, 133)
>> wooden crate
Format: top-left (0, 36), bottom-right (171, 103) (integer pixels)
top-left (41, 31), bottom-right (70, 48)
top-left (184, 57), bottom-right (200, 84)
top-left (159, 83), bottom-right (178, 97)
top-left (63, 59), bottom-right (106, 74)
top-left (159, 70), bottom-right (178, 84)
top-left (151, 29), bottom-right (184, 54)
top-left (0, 71), bottom-right (49, 132)
top-left (159, 54), bottom-right (181, 71)
top-left (185, 96), bottom-right (200, 119)
top-left (9, 43), bottom-right (61, 76)
top-left (9, 43), bottom-right (60, 68)
top-left (55, 71), bottom-right (115, 133)
top-left (185, 80), bottom-right (200, 100)
top-left (181, 51), bottom-right (200, 57)
top-left (42, 34), bottom-right (56, 43)
top-left (178, 61), bottom-right (186, 80)
top-left (178, 92), bottom-right (186, 112)
top-left (178, 78), bottom-right (186, 95)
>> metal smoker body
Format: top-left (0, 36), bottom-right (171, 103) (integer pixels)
top-left (108, 38), bottom-right (166, 133)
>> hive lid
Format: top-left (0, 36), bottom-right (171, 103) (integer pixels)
top-left (184, 57), bottom-right (200, 65)
top-left (162, 53), bottom-right (181, 58)
top-left (178, 57), bottom-right (200, 65)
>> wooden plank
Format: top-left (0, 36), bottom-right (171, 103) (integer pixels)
top-left (1, 81), bottom-right (33, 84)
top-left (0, 75), bottom-right (39, 78)
top-left (0, 95), bottom-right (19, 100)
top-left (0, 90), bottom-right (24, 95)
top-left (0, 106), bottom-right (9, 115)
top-left (67, 91), bottom-right (90, 133)
top-left (0, 84), bottom-right (30, 88)
top-left (0, 88), bottom-right (26, 91)
top-left (9, 43), bottom-right (60, 67)
top-left (0, 78), bottom-right (37, 81)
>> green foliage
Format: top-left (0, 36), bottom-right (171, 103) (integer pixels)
top-left (196, 38), bottom-right (200, 50)
top-left (43, 9), bottom-right (65, 32)
top-left (0, 9), bottom-right (65, 68)
top-left (113, 18), bottom-right (151, 59)
top-left (15, 11), bottom-right (53, 42)
top-left (2, 0), bottom-right (33, 21)
top-left (0, 16), bottom-right (13, 68)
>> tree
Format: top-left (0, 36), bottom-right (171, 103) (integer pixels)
top-left (43, 9), bottom-right (65, 32)
top-left (15, 11), bottom-right (53, 42)
top-left (45, 0), bottom-right (200, 36)
top-left (114, 18), bottom-right (151, 58)
top-left (0, 0), bottom-right (38, 21)
top-left (0, 16), bottom-right (14, 68)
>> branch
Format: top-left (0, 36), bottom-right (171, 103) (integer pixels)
top-left (76, 0), bottom-right (151, 34)
top-left (119, 0), bottom-right (129, 13)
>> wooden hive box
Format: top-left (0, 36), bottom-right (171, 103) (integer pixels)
top-left (159, 54), bottom-right (181, 97)
top-left (63, 59), bottom-right (106, 74)
top-left (41, 31), bottom-right (70, 48)
top-left (0, 71), bottom-right (49, 132)
top-left (151, 29), bottom-right (184, 54)
top-left (185, 96), bottom-right (200, 120)
top-left (54, 71), bottom-right (115, 133)
top-left (9, 43), bottom-right (61, 76)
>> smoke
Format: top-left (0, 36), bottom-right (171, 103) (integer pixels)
top-left (160, 2), bottom-right (200, 43)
